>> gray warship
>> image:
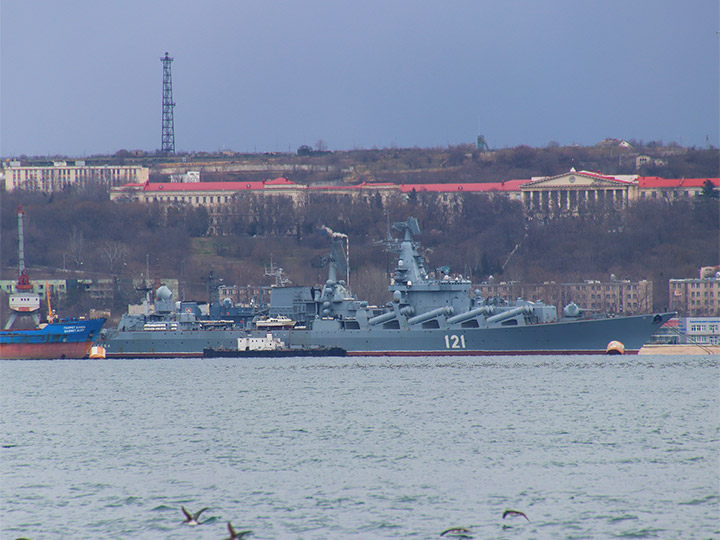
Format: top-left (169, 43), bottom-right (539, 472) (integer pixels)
top-left (98, 218), bottom-right (673, 357)
top-left (254, 218), bottom-right (674, 355)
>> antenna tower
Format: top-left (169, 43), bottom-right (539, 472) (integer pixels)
top-left (161, 52), bottom-right (176, 154)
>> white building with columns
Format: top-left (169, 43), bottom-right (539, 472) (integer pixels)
top-left (521, 170), bottom-right (638, 215)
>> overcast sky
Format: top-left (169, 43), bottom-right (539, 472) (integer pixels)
top-left (1, 0), bottom-right (718, 157)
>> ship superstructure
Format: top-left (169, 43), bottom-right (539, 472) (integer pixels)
top-left (260, 218), bottom-right (674, 355)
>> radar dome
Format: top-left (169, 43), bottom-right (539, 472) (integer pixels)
top-left (156, 285), bottom-right (173, 301)
top-left (563, 302), bottom-right (580, 317)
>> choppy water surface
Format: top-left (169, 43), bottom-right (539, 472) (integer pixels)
top-left (1, 355), bottom-right (718, 539)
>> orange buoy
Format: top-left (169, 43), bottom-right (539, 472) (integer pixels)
top-left (89, 346), bottom-right (106, 359)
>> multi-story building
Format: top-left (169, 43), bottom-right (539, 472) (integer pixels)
top-left (519, 172), bottom-right (718, 216)
top-left (0, 279), bottom-right (69, 298)
top-left (679, 317), bottom-right (720, 345)
top-left (669, 267), bottom-right (720, 316)
top-left (651, 317), bottom-right (720, 345)
top-left (476, 278), bottom-right (653, 315)
top-left (520, 170), bottom-right (638, 215)
top-left (2, 161), bottom-right (149, 192)
top-left (111, 177), bottom-right (309, 206)
top-left (109, 177), bottom-right (528, 234)
top-left (638, 177), bottom-right (718, 200)
top-left (109, 170), bottom-right (718, 219)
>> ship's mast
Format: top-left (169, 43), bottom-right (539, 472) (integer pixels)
top-left (265, 257), bottom-right (291, 287)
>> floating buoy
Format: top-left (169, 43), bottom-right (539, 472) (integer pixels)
top-left (606, 340), bottom-right (625, 355)
top-left (89, 346), bottom-right (106, 359)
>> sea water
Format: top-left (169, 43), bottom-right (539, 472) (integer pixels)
top-left (1, 355), bottom-right (718, 540)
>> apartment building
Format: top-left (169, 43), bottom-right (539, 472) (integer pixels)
top-left (669, 267), bottom-right (720, 316)
top-left (476, 278), bottom-right (653, 315)
top-left (2, 161), bottom-right (149, 192)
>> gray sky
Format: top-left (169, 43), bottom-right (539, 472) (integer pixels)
top-left (1, 0), bottom-right (718, 157)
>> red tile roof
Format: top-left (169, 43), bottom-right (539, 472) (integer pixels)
top-left (120, 176), bottom-right (719, 194)
top-left (637, 177), bottom-right (719, 188)
top-left (142, 178), bottom-right (293, 192)
top-left (398, 180), bottom-right (529, 192)
top-left (306, 180), bottom-right (530, 193)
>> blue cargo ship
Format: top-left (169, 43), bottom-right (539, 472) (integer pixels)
top-left (0, 318), bottom-right (106, 360)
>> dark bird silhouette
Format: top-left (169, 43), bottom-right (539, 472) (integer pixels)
top-left (503, 509), bottom-right (529, 521)
top-left (440, 526), bottom-right (474, 538)
top-left (182, 505), bottom-right (210, 525)
top-left (225, 521), bottom-right (253, 539)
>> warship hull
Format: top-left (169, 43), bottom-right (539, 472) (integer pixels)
top-left (274, 312), bottom-right (673, 356)
top-left (99, 312), bottom-right (672, 358)
top-left (98, 329), bottom-right (244, 358)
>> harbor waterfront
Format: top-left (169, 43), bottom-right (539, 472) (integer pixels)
top-left (1, 354), bottom-right (717, 539)
top-left (97, 218), bottom-right (675, 358)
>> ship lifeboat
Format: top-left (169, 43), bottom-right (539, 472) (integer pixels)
top-left (255, 316), bottom-right (296, 329)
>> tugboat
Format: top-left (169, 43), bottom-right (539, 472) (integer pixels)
top-left (203, 332), bottom-right (346, 358)
top-left (0, 206), bottom-right (105, 359)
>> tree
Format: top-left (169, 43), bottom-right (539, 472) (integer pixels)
top-left (701, 179), bottom-right (719, 199)
top-left (98, 241), bottom-right (128, 273)
top-left (408, 188), bottom-right (418, 205)
top-left (186, 206), bottom-right (209, 237)
top-left (68, 228), bottom-right (85, 269)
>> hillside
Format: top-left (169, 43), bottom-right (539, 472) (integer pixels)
top-left (1, 167), bottom-right (718, 323)
top-left (11, 141), bottom-right (719, 184)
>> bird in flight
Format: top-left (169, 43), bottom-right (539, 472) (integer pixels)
top-left (503, 509), bottom-right (530, 521)
top-left (440, 526), bottom-right (474, 538)
top-left (225, 521), bottom-right (253, 539)
top-left (182, 505), bottom-right (210, 525)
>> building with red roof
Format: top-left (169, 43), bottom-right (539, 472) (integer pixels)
top-left (637, 177), bottom-right (719, 200)
top-left (108, 170), bottom-right (719, 232)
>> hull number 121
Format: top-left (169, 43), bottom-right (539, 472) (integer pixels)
top-left (444, 334), bottom-right (466, 349)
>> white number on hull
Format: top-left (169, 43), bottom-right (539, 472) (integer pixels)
top-left (444, 334), bottom-right (466, 349)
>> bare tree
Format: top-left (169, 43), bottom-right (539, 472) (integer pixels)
top-left (98, 241), bottom-right (128, 273)
top-left (68, 228), bottom-right (85, 269)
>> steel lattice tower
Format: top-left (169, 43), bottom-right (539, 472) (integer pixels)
top-left (161, 52), bottom-right (176, 154)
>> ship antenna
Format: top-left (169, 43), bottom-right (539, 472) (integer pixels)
top-left (265, 257), bottom-right (291, 287)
